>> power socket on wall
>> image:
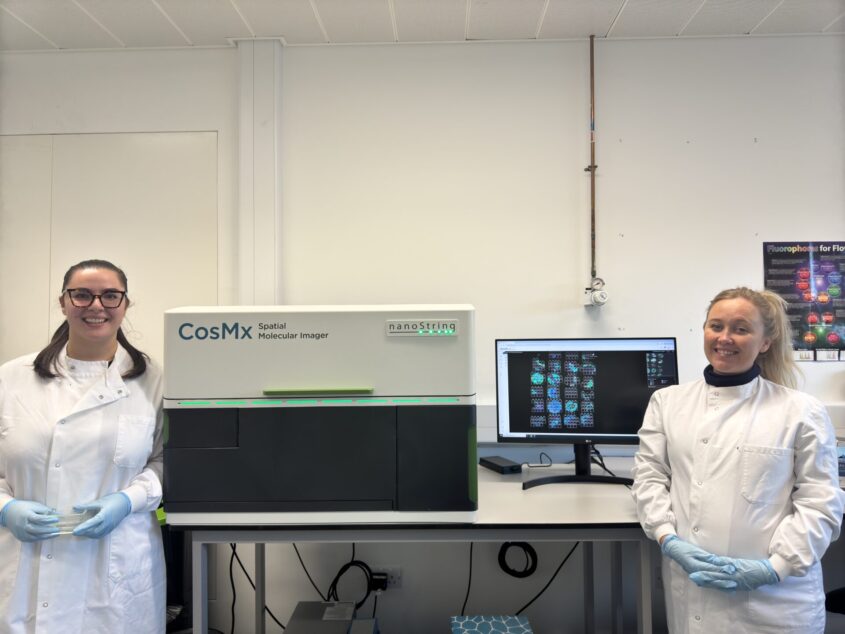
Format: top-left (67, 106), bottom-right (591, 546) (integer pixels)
top-left (372, 566), bottom-right (402, 589)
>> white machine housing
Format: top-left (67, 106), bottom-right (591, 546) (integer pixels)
top-left (163, 305), bottom-right (477, 525)
top-left (164, 304), bottom-right (474, 400)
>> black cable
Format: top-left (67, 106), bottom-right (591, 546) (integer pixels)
top-left (228, 542), bottom-right (378, 631)
top-left (228, 544), bottom-right (286, 630)
top-left (326, 560), bottom-right (374, 610)
top-left (292, 543), bottom-right (328, 601)
top-left (229, 543), bottom-right (237, 634)
top-left (591, 447), bottom-right (632, 489)
top-left (591, 446), bottom-right (610, 472)
top-left (526, 451), bottom-right (553, 468)
top-left (460, 542), bottom-right (474, 616)
top-left (372, 592), bottom-right (379, 618)
top-left (515, 542), bottom-right (580, 616)
top-left (498, 542), bottom-right (538, 578)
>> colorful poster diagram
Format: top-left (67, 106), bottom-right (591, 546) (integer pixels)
top-left (763, 242), bottom-right (845, 361)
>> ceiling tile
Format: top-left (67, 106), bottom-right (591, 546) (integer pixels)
top-left (77, 0), bottom-right (188, 47)
top-left (313, 0), bottom-right (395, 43)
top-left (755, 0), bottom-right (845, 34)
top-left (235, 0), bottom-right (326, 44)
top-left (394, 0), bottom-right (467, 42)
top-left (682, 0), bottom-right (781, 36)
top-left (539, 0), bottom-right (623, 39)
top-left (0, 6), bottom-right (58, 50)
top-left (609, 0), bottom-right (702, 38)
top-left (0, 0), bottom-right (841, 51)
top-left (824, 11), bottom-right (845, 31)
top-left (0, 0), bottom-right (121, 49)
top-left (468, 0), bottom-right (547, 40)
top-left (156, 0), bottom-right (253, 45)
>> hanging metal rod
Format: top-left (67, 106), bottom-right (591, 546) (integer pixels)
top-left (584, 34), bottom-right (598, 282)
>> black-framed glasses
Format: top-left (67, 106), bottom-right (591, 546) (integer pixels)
top-left (65, 288), bottom-right (127, 308)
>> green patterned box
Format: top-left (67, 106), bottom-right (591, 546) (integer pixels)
top-left (450, 615), bottom-right (533, 633)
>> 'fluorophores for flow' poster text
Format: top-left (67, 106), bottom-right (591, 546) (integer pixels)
top-left (764, 242), bottom-right (845, 361)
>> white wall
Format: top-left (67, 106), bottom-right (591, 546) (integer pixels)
top-left (1, 34), bottom-right (844, 634)
top-left (0, 48), bottom-right (240, 307)
top-left (596, 35), bottom-right (845, 417)
top-left (279, 35), bottom-right (845, 398)
top-left (280, 41), bottom-right (589, 403)
top-left (0, 132), bottom-right (218, 364)
top-left (279, 36), bottom-right (845, 445)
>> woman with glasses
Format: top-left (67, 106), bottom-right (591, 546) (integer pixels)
top-left (0, 259), bottom-right (165, 633)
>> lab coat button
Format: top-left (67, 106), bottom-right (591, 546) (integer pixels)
top-left (98, 395), bottom-right (104, 400)
top-left (46, 554), bottom-right (53, 560)
top-left (693, 526), bottom-right (699, 532)
top-left (702, 439), bottom-right (708, 444)
top-left (54, 463), bottom-right (60, 468)
top-left (695, 615), bottom-right (701, 621)
top-left (697, 480), bottom-right (702, 485)
top-left (42, 602), bottom-right (48, 608)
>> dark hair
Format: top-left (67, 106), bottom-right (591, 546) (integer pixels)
top-left (33, 259), bottom-right (148, 379)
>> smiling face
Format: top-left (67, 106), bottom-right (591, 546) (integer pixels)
top-left (704, 297), bottom-right (772, 375)
top-left (60, 267), bottom-right (128, 360)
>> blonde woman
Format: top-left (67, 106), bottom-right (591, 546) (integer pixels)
top-left (632, 287), bottom-right (844, 633)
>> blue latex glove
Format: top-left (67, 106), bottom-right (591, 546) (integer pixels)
top-left (0, 499), bottom-right (60, 542)
top-left (660, 535), bottom-right (732, 575)
top-left (72, 492), bottom-right (131, 539)
top-left (689, 557), bottom-right (779, 592)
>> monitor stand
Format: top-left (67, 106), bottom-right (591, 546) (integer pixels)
top-left (522, 444), bottom-right (633, 489)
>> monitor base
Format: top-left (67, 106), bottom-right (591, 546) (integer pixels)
top-left (522, 474), bottom-right (633, 489)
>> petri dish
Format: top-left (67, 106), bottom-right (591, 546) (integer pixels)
top-left (54, 509), bottom-right (96, 535)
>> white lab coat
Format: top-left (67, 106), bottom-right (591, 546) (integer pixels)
top-left (632, 376), bottom-right (844, 633)
top-left (0, 345), bottom-right (165, 634)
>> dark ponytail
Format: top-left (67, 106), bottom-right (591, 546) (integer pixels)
top-left (33, 323), bottom-right (148, 380)
top-left (33, 322), bottom-right (70, 379)
top-left (117, 328), bottom-right (149, 379)
top-left (32, 259), bottom-right (149, 380)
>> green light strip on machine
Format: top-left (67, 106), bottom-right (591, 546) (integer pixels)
top-left (263, 387), bottom-right (374, 396)
top-left (175, 396), bottom-right (466, 407)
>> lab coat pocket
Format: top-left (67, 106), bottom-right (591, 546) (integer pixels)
top-left (740, 445), bottom-right (793, 505)
top-left (108, 515), bottom-right (153, 592)
top-left (114, 415), bottom-right (154, 469)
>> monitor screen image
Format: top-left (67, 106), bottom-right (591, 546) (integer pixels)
top-left (496, 337), bottom-right (678, 446)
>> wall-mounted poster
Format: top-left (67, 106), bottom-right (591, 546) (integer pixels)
top-left (763, 242), bottom-right (845, 361)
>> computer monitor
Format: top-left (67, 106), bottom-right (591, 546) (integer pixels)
top-left (495, 337), bottom-right (678, 485)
